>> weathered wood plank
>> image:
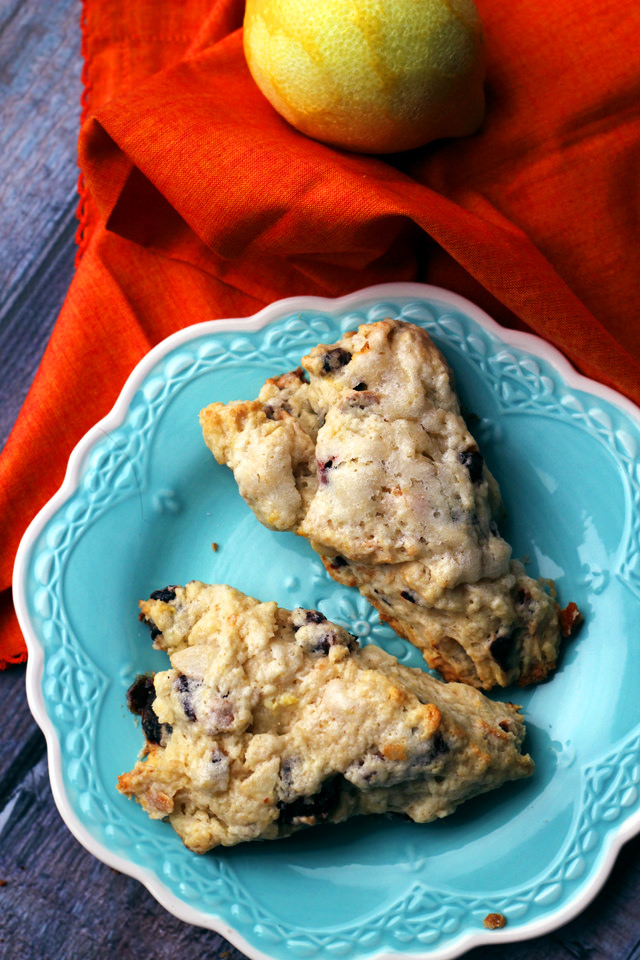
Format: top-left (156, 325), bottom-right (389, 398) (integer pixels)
top-left (0, 201), bottom-right (77, 448)
top-left (0, 0), bottom-right (81, 450)
top-left (0, 0), bottom-right (81, 294)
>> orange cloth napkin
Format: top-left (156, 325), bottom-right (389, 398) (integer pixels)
top-left (2, 0), bottom-right (639, 667)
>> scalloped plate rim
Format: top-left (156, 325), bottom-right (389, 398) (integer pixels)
top-left (13, 281), bottom-right (640, 960)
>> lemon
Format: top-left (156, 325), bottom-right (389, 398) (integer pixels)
top-left (243, 0), bottom-right (485, 154)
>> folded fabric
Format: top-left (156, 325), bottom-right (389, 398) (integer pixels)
top-left (2, 0), bottom-right (639, 668)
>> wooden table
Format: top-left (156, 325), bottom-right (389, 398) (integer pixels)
top-left (2, 3), bottom-right (639, 957)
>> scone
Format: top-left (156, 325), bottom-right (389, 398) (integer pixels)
top-left (118, 582), bottom-right (534, 852)
top-left (200, 319), bottom-right (580, 690)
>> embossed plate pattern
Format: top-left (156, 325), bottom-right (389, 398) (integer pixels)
top-left (15, 283), bottom-right (640, 959)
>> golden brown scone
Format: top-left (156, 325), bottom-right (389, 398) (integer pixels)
top-left (118, 582), bottom-right (534, 852)
top-left (200, 319), bottom-right (579, 689)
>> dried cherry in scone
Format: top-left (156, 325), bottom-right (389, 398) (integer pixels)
top-left (149, 586), bottom-right (177, 603)
top-left (139, 615), bottom-right (162, 641)
top-left (174, 674), bottom-right (200, 722)
top-left (321, 348), bottom-right (352, 372)
top-left (458, 448), bottom-right (484, 484)
top-left (277, 776), bottom-right (342, 826)
top-left (126, 673), bottom-right (155, 715)
top-left (125, 674), bottom-right (171, 746)
top-left (401, 589), bottom-right (420, 604)
top-left (292, 609), bottom-right (327, 630)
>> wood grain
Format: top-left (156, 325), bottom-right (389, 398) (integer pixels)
top-left (1, 1), bottom-right (639, 958)
top-left (0, 0), bottom-right (80, 450)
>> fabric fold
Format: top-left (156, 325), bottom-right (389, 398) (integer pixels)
top-left (76, 9), bottom-right (640, 396)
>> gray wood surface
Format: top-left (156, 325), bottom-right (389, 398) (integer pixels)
top-left (0, 0), bottom-right (80, 450)
top-left (1, 2), bottom-right (639, 958)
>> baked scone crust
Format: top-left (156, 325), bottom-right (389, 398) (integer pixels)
top-left (118, 583), bottom-right (533, 852)
top-left (200, 319), bottom-right (577, 689)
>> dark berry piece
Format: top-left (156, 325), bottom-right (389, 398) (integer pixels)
top-left (490, 632), bottom-right (516, 672)
top-left (308, 627), bottom-right (357, 656)
top-left (126, 674), bottom-right (171, 746)
top-left (331, 555), bottom-right (348, 568)
top-left (126, 674), bottom-right (155, 715)
top-left (279, 757), bottom-right (296, 787)
top-left (292, 609), bottom-right (327, 632)
top-left (277, 776), bottom-right (341, 826)
top-left (306, 609), bottom-right (327, 624)
top-left (373, 588), bottom-right (393, 607)
top-left (349, 731), bottom-right (449, 788)
top-left (317, 458), bottom-right (335, 484)
top-left (322, 348), bottom-right (351, 373)
top-left (400, 589), bottom-right (420, 604)
top-left (413, 731), bottom-right (449, 767)
top-left (149, 586), bottom-right (177, 603)
top-left (353, 382), bottom-right (367, 391)
top-left (264, 400), bottom-right (293, 420)
top-left (516, 589), bottom-right (533, 610)
top-left (141, 707), bottom-right (170, 746)
top-left (458, 449), bottom-right (484, 484)
top-left (138, 615), bottom-right (162, 641)
top-left (356, 732), bottom-right (449, 785)
top-left (174, 674), bottom-right (199, 722)
top-left (289, 366), bottom-right (310, 384)
top-left (352, 749), bottom-right (384, 784)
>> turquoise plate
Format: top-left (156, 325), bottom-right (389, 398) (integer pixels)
top-left (14, 283), bottom-right (640, 959)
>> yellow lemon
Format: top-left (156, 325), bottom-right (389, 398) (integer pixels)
top-left (243, 0), bottom-right (485, 154)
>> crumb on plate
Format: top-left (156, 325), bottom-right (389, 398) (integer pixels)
top-left (483, 912), bottom-right (506, 929)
